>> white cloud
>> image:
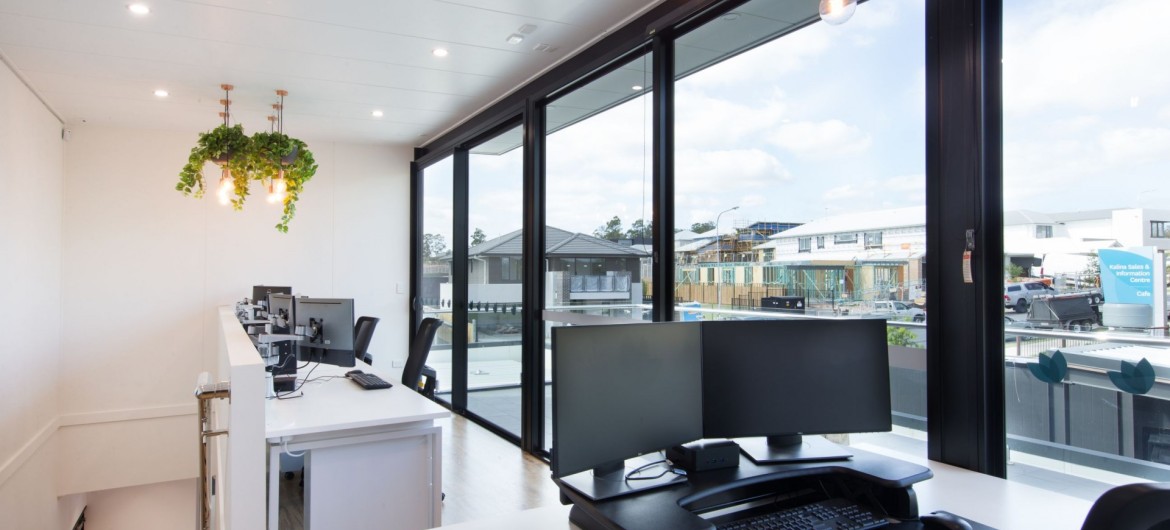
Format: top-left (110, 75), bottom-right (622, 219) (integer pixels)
top-left (681, 25), bottom-right (831, 89)
top-left (675, 88), bottom-right (787, 149)
top-left (768, 119), bottom-right (872, 157)
top-left (819, 173), bottom-right (924, 210)
top-left (849, 0), bottom-right (905, 31)
top-left (1099, 127), bottom-right (1170, 162)
top-left (1004, 0), bottom-right (1170, 114)
top-left (1160, 105), bottom-right (1170, 122)
top-left (675, 148), bottom-right (789, 196)
top-left (740, 194), bottom-right (768, 208)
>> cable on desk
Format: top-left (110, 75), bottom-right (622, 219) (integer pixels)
top-left (281, 437), bottom-right (306, 457)
top-left (271, 361), bottom-right (322, 399)
top-left (624, 459), bottom-right (685, 481)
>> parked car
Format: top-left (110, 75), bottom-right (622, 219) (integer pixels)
top-left (871, 300), bottom-right (926, 322)
top-left (1004, 281), bottom-right (1055, 313)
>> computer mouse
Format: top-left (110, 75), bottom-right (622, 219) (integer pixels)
top-left (919, 512), bottom-right (973, 530)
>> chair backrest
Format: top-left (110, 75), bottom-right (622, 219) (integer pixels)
top-left (1082, 482), bottom-right (1170, 530)
top-left (402, 317), bottom-right (443, 391)
top-left (354, 316), bottom-right (380, 362)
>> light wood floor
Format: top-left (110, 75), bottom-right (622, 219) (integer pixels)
top-left (277, 414), bottom-right (563, 529)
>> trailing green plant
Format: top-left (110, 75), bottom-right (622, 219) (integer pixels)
top-left (175, 124), bottom-right (250, 204)
top-left (176, 126), bottom-right (317, 232)
top-left (247, 132), bottom-right (317, 232)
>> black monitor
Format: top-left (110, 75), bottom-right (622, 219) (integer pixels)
top-left (701, 318), bottom-right (891, 464)
top-left (252, 285), bottom-right (291, 308)
top-left (294, 297), bottom-right (355, 351)
top-left (291, 297), bottom-right (356, 369)
top-left (552, 322), bottom-right (703, 501)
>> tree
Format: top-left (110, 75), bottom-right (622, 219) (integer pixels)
top-left (470, 228), bottom-right (487, 246)
top-left (691, 221), bottom-right (715, 234)
top-left (625, 218), bottom-right (653, 240)
top-left (423, 233), bottom-right (448, 261)
top-left (594, 215), bottom-right (624, 240)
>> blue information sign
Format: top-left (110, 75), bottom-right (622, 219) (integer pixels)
top-left (1098, 247), bottom-right (1155, 304)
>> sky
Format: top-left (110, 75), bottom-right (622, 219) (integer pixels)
top-left (423, 0), bottom-right (1170, 246)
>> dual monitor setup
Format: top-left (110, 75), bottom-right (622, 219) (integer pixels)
top-left (551, 318), bottom-right (891, 501)
top-left (244, 285), bottom-right (357, 392)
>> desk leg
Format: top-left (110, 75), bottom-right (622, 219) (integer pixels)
top-left (268, 444), bottom-right (280, 530)
top-left (431, 430), bottom-right (442, 525)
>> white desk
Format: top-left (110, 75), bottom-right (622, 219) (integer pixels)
top-left (439, 448), bottom-right (1095, 530)
top-left (860, 444), bottom-right (1094, 529)
top-left (265, 360), bottom-right (451, 530)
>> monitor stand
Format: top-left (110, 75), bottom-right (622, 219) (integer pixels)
top-left (736, 434), bottom-right (852, 465)
top-left (559, 456), bottom-right (688, 502)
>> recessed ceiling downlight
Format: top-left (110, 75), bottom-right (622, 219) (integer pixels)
top-left (432, 48), bottom-right (449, 58)
top-left (128, 3), bottom-right (150, 15)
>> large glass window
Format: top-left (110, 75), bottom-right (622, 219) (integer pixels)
top-left (543, 51), bottom-right (654, 451)
top-left (1003, 0), bottom-right (1170, 496)
top-left (464, 124), bottom-right (525, 436)
top-left (673, 0), bottom-right (926, 457)
top-left (421, 157), bottom-right (454, 401)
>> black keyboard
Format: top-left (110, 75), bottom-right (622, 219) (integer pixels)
top-left (346, 370), bottom-right (392, 390)
top-left (715, 497), bottom-right (888, 530)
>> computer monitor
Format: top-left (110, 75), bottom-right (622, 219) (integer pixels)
top-left (290, 297), bottom-right (356, 369)
top-left (294, 297), bottom-right (355, 351)
top-left (252, 285), bottom-right (291, 308)
top-left (701, 318), bottom-right (892, 465)
top-left (552, 322), bottom-right (703, 501)
top-left (268, 293), bottom-right (294, 332)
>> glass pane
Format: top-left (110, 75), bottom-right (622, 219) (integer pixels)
top-left (543, 51), bottom-right (655, 451)
top-left (421, 157), bottom-right (453, 403)
top-left (1003, 0), bottom-right (1170, 497)
top-left (674, 0), bottom-right (926, 456)
top-left (465, 124), bottom-right (525, 436)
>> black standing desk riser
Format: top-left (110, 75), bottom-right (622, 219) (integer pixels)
top-left (555, 446), bottom-right (940, 530)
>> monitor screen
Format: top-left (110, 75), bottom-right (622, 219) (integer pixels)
top-left (552, 322), bottom-right (703, 482)
top-left (701, 319), bottom-right (891, 463)
top-left (294, 298), bottom-right (355, 351)
top-left (252, 285), bottom-right (291, 307)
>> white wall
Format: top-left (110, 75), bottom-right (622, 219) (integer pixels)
top-left (55, 124), bottom-right (413, 497)
top-left (0, 59), bottom-right (85, 528)
top-left (85, 479), bottom-right (195, 530)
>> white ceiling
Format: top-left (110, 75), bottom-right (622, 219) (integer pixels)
top-left (0, 0), bottom-right (665, 146)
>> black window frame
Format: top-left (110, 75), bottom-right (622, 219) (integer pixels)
top-left (410, 0), bottom-right (1005, 478)
top-left (1152, 221), bottom-right (1170, 239)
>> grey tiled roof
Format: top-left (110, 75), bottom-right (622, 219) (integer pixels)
top-left (465, 226), bottom-right (650, 258)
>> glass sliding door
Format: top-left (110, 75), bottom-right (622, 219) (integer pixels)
top-left (420, 156), bottom-right (454, 404)
top-left (1002, 0), bottom-right (1170, 497)
top-left (465, 124), bottom-right (526, 437)
top-left (673, 0), bottom-right (927, 455)
top-left (542, 50), bottom-right (655, 451)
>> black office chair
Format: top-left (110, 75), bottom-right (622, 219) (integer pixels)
top-left (1081, 482), bottom-right (1170, 530)
top-left (403, 317), bottom-right (442, 397)
top-left (354, 316), bottom-right (380, 365)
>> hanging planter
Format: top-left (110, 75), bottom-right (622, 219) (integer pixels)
top-left (174, 86), bottom-right (317, 232)
top-left (175, 123), bottom-right (250, 205)
top-left (247, 131), bottom-right (317, 233)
